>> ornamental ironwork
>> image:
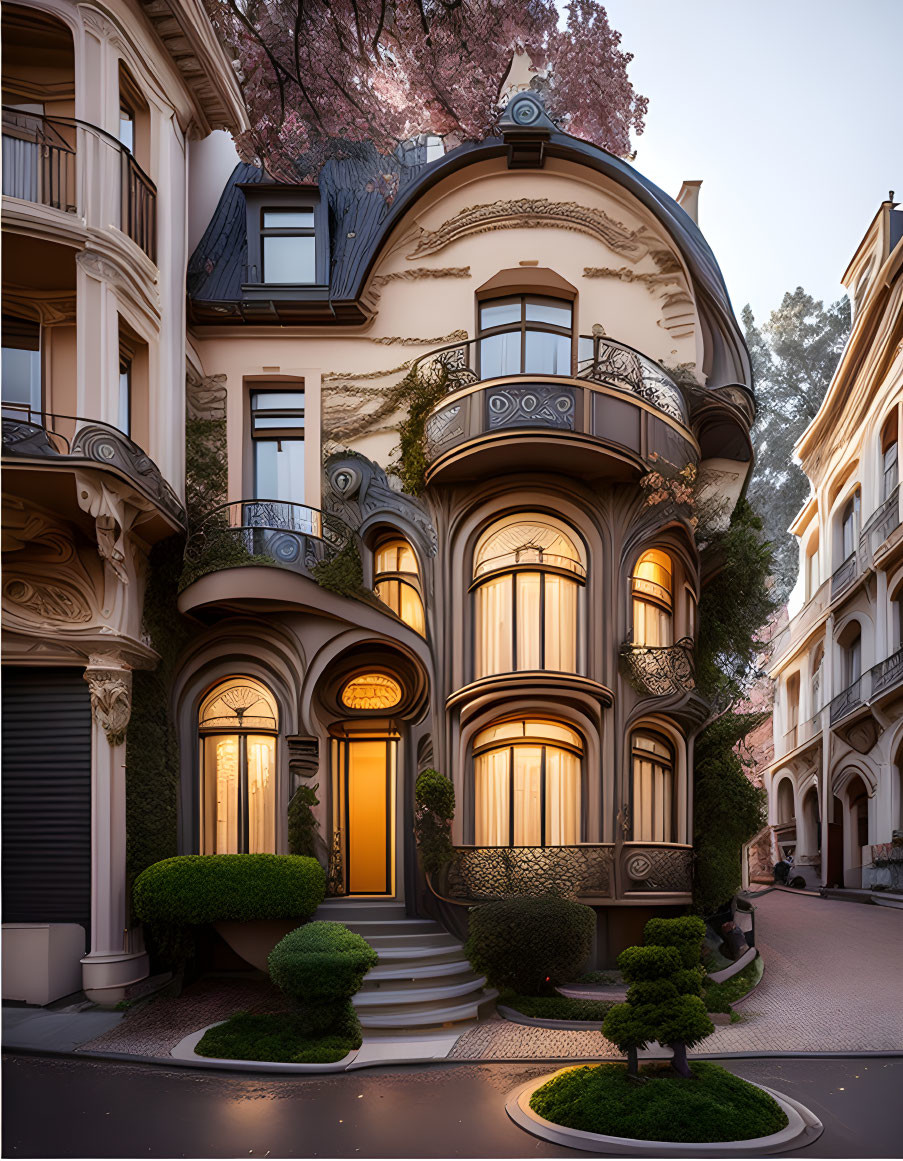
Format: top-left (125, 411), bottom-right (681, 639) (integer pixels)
top-left (621, 845), bottom-right (693, 893)
top-left (326, 830), bottom-right (345, 896)
top-left (486, 384), bottom-right (576, 430)
top-left (620, 637), bottom-right (695, 696)
top-left (830, 552), bottom-right (859, 599)
top-left (860, 487), bottom-right (900, 560)
top-left (829, 677), bottom-right (864, 725)
top-left (870, 647), bottom-right (903, 698)
top-left (444, 845), bottom-right (614, 901)
top-left (576, 338), bottom-right (686, 422)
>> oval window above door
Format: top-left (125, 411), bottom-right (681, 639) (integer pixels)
top-left (341, 673), bottom-right (403, 711)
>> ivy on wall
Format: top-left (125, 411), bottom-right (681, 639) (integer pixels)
top-left (288, 784), bottom-right (320, 857)
top-left (389, 360), bottom-right (451, 495)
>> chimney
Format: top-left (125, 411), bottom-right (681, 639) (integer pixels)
top-left (677, 180), bottom-right (702, 224)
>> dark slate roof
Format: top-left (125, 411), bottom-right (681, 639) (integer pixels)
top-left (187, 134), bottom-right (750, 387)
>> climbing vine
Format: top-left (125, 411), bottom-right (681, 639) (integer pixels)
top-left (389, 360), bottom-right (451, 495)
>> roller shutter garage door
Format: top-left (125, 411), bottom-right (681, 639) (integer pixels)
top-left (2, 667), bottom-right (92, 941)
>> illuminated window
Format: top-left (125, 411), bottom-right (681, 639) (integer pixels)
top-left (473, 718), bottom-right (582, 847)
top-left (198, 677), bottom-right (278, 854)
top-left (374, 537), bottom-right (425, 635)
top-left (473, 515), bottom-right (584, 678)
top-left (631, 730), bottom-right (675, 843)
top-left (632, 550), bottom-right (673, 647)
top-left (341, 673), bottom-right (402, 711)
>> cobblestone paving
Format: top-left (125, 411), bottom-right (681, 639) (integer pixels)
top-left (76, 977), bottom-right (285, 1058)
top-left (451, 891), bottom-right (903, 1059)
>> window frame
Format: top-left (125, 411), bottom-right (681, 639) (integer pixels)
top-left (241, 185), bottom-right (329, 291)
top-left (629, 728), bottom-right (677, 844)
top-left (249, 385), bottom-right (306, 503)
top-left (631, 549), bottom-right (675, 647)
top-left (476, 294), bottom-right (575, 378)
top-left (373, 536), bottom-right (426, 636)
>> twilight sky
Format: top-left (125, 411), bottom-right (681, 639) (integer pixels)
top-left (603, 0), bottom-right (902, 324)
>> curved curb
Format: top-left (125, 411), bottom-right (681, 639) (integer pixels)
top-left (505, 1067), bottom-right (824, 1156)
top-left (170, 1023), bottom-right (359, 1073)
top-left (706, 947), bottom-right (758, 984)
top-left (497, 1004), bottom-right (607, 1031)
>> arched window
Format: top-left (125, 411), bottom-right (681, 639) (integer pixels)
top-left (631, 550), bottom-right (673, 647)
top-left (840, 491), bottom-right (860, 562)
top-left (881, 412), bottom-right (898, 501)
top-left (812, 643), bottom-right (825, 712)
top-left (776, 778), bottom-right (795, 825)
top-left (631, 730), bottom-right (676, 842)
top-left (786, 672), bottom-right (800, 746)
top-left (840, 624), bottom-right (862, 687)
top-left (373, 537), bottom-right (425, 635)
top-left (806, 534), bottom-right (820, 600)
top-left (473, 515), bottom-right (585, 678)
top-left (198, 677), bottom-right (278, 854)
top-left (478, 295), bottom-right (573, 378)
top-left (473, 718), bottom-right (582, 847)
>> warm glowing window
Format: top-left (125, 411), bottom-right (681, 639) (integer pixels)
top-left (631, 730), bottom-right (675, 843)
top-left (473, 718), bottom-right (582, 847)
top-left (473, 515), bottom-right (584, 678)
top-left (374, 537), bottom-right (425, 635)
top-left (341, 673), bottom-right (402, 711)
top-left (632, 550), bottom-right (673, 647)
top-left (199, 677), bottom-right (278, 854)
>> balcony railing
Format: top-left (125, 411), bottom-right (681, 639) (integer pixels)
top-left (182, 499), bottom-right (353, 589)
top-left (831, 552), bottom-right (859, 599)
top-left (412, 332), bottom-right (688, 423)
top-left (620, 637), bottom-right (695, 697)
top-left (2, 108), bottom-right (156, 260)
top-left (869, 647), bottom-right (903, 699)
top-left (860, 486), bottom-right (901, 561)
top-left (830, 677), bottom-right (863, 725)
top-left (1, 402), bottom-right (182, 525)
top-left (769, 578), bottom-right (830, 663)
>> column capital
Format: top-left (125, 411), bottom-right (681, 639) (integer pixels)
top-left (84, 654), bottom-right (133, 746)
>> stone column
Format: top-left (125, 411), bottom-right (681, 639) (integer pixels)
top-left (80, 652), bottom-right (149, 1002)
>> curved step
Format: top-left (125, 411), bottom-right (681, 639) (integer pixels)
top-left (371, 943), bottom-right (466, 964)
top-left (356, 990), bottom-right (497, 1028)
top-left (365, 957), bottom-right (475, 982)
top-left (361, 931), bottom-right (461, 950)
top-left (355, 974), bottom-right (488, 1007)
top-left (359, 967), bottom-right (479, 993)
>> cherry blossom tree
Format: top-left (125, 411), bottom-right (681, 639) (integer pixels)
top-left (205, 0), bottom-right (647, 178)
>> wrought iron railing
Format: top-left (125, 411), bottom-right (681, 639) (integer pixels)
top-left (620, 637), bottom-right (695, 696)
top-left (869, 647), bottom-right (903, 699)
top-left (769, 578), bottom-right (830, 662)
top-left (831, 552), bottom-right (859, 599)
top-left (829, 677), bottom-right (863, 725)
top-left (410, 332), bottom-right (688, 423)
top-left (2, 107), bottom-right (157, 259)
top-left (860, 486), bottom-right (900, 561)
top-left (182, 499), bottom-right (354, 588)
top-left (444, 845), bottom-right (616, 901)
top-left (1, 402), bottom-right (183, 524)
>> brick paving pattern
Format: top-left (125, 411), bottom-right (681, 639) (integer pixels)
top-left (452, 891), bottom-right (903, 1059)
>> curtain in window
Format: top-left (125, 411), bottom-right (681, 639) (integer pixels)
top-left (476, 574), bottom-right (514, 675)
top-left (545, 745), bottom-right (580, 845)
top-left (474, 748), bottom-right (510, 846)
top-left (632, 733), bottom-right (675, 843)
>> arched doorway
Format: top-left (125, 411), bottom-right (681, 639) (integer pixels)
top-left (843, 775), bottom-right (870, 888)
top-left (799, 786), bottom-right (820, 871)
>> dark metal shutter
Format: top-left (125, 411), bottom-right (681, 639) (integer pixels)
top-left (2, 667), bottom-right (92, 940)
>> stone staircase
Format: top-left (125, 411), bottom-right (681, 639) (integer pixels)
top-left (312, 901), bottom-right (496, 1032)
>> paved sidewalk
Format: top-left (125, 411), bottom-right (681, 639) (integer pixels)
top-left (3, 1007), bottom-right (123, 1053)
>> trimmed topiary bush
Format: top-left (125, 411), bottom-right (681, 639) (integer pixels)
top-left (414, 768), bottom-right (455, 876)
top-left (268, 921), bottom-right (378, 1036)
top-left (132, 854), bottom-right (326, 926)
top-left (465, 897), bottom-right (594, 996)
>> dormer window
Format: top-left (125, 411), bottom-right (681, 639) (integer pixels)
top-left (241, 185), bottom-right (328, 291)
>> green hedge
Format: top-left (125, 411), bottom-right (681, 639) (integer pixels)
top-left (132, 854), bottom-right (325, 926)
top-left (414, 768), bottom-right (455, 876)
top-left (195, 1007), bottom-right (362, 1064)
top-left (465, 897), bottom-right (594, 996)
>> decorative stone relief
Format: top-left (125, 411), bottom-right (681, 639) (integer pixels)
top-left (487, 385), bottom-right (576, 431)
top-left (324, 453), bottom-right (438, 558)
top-left (424, 404), bottom-right (464, 452)
top-left (583, 266), bottom-right (680, 290)
top-left (186, 369), bottom-right (227, 421)
top-left (368, 330), bottom-right (468, 346)
top-left (75, 473), bottom-right (155, 583)
top-left (367, 266), bottom-right (471, 301)
top-left (407, 200), bottom-right (652, 260)
top-left (286, 735), bottom-right (320, 779)
top-left (84, 653), bottom-right (133, 746)
top-left (2, 289), bottom-right (77, 326)
top-left (659, 291), bottom-right (696, 340)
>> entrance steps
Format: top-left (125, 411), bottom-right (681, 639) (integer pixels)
top-left (311, 901), bottom-right (496, 1030)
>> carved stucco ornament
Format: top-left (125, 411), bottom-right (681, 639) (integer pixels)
top-left (186, 368), bottom-right (227, 421)
top-left (407, 199), bottom-right (652, 260)
top-left (323, 452), bottom-right (438, 559)
top-left (84, 653), bottom-right (133, 746)
top-left (75, 473), bottom-right (154, 583)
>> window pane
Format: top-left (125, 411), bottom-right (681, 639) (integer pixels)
top-left (119, 113), bottom-right (133, 153)
top-left (545, 747), bottom-right (580, 845)
top-left (118, 366), bottom-right (131, 436)
top-left (252, 415), bottom-right (305, 430)
top-left (544, 574), bottom-right (577, 672)
top-left (398, 582), bottom-right (425, 635)
top-left (480, 331), bottom-right (521, 378)
top-left (263, 235), bottom-right (316, 283)
top-left (251, 391), bottom-right (305, 411)
top-left (524, 330), bottom-right (570, 374)
top-left (480, 298), bottom-right (520, 328)
top-left (263, 209), bottom-right (314, 229)
top-left (375, 578), bottom-right (401, 617)
top-left (633, 753), bottom-right (674, 843)
top-left (476, 574), bottom-right (513, 677)
top-left (633, 597), bottom-right (672, 647)
top-left (474, 748), bottom-right (510, 846)
top-left (254, 438), bottom-right (305, 503)
top-left (515, 572), bottom-right (542, 669)
top-left (1, 346), bottom-right (41, 408)
top-left (512, 745), bottom-right (542, 845)
top-left (522, 720), bottom-right (582, 748)
top-left (247, 735), bottom-right (276, 853)
top-left (204, 735), bottom-right (239, 854)
top-left (525, 297), bottom-right (572, 327)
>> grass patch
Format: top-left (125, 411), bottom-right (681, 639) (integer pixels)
top-left (529, 1061), bottom-right (788, 1143)
top-left (501, 992), bottom-right (614, 1022)
top-left (195, 1010), bottom-right (361, 1064)
top-left (702, 955), bottom-right (762, 1014)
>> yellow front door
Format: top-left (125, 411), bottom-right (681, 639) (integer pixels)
top-left (334, 735), bottom-right (396, 895)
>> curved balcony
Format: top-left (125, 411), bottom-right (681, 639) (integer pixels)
top-left (620, 637), bottom-right (696, 697)
top-left (414, 332), bottom-right (697, 484)
top-left (181, 500), bottom-right (354, 591)
top-left (2, 108), bottom-right (156, 260)
top-left (2, 404), bottom-right (183, 529)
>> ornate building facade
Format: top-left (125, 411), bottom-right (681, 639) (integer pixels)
top-left (3, 44), bottom-right (755, 1001)
top-left (765, 199), bottom-right (903, 892)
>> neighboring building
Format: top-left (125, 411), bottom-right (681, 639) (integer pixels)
top-left (765, 199), bottom-right (903, 891)
top-left (1, 0), bottom-right (246, 1003)
top-left (3, 50), bottom-right (756, 1002)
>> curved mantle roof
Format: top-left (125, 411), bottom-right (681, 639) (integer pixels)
top-left (188, 132), bottom-right (750, 389)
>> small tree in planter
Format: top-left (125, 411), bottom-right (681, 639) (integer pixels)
top-left (603, 916), bottom-right (713, 1079)
top-left (414, 768), bottom-right (455, 878)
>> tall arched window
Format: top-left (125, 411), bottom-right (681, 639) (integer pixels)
top-left (198, 677), bottom-right (278, 854)
top-left (374, 536), bottom-right (425, 635)
top-left (631, 550), bottom-right (673, 647)
top-left (631, 730), bottom-right (676, 842)
top-left (473, 718), bottom-right (582, 847)
top-left (881, 412), bottom-right (898, 501)
top-left (473, 515), bottom-right (585, 678)
top-left (840, 491), bottom-right (860, 562)
top-left (776, 777), bottom-right (795, 825)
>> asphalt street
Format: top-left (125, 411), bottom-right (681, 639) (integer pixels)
top-left (2, 1053), bottom-right (900, 1158)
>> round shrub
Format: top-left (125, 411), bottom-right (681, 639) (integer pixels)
top-left (132, 854), bottom-right (325, 925)
top-left (464, 896), bottom-right (594, 995)
top-left (644, 915), bottom-right (706, 968)
top-left (618, 945), bottom-right (681, 982)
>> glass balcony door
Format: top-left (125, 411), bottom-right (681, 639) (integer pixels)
top-left (251, 389), bottom-right (305, 504)
top-left (478, 296), bottom-right (573, 378)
